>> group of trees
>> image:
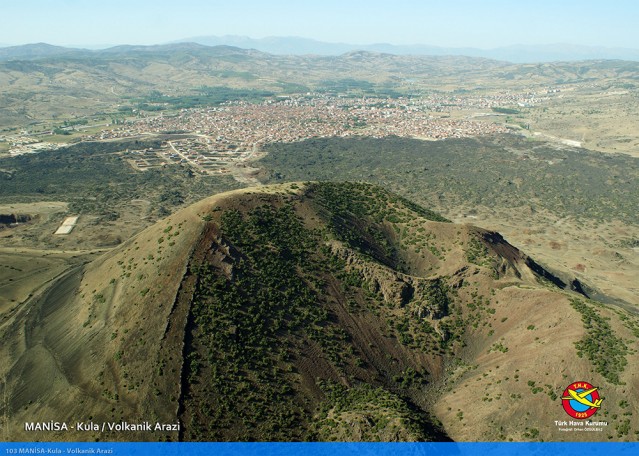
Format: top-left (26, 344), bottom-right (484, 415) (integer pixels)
top-left (260, 135), bottom-right (638, 224)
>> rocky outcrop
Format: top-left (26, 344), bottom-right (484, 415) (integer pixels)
top-left (329, 241), bottom-right (449, 320)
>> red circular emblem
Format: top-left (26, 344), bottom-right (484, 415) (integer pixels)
top-left (561, 381), bottom-right (602, 419)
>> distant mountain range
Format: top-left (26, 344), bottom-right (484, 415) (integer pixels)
top-left (3, 38), bottom-right (639, 128)
top-left (0, 42), bottom-right (270, 62)
top-left (0, 42), bottom-right (80, 60)
top-left (2, 37), bottom-right (639, 63)
top-left (174, 35), bottom-right (639, 63)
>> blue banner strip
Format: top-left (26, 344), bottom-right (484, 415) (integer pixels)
top-left (0, 443), bottom-right (638, 456)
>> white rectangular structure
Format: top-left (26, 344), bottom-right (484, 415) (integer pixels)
top-left (54, 216), bottom-right (79, 235)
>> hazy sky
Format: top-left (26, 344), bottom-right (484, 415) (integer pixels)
top-left (1, 0), bottom-right (637, 49)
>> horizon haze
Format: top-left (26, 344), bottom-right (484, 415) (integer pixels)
top-left (2, 37), bottom-right (639, 64)
top-left (2, 0), bottom-right (638, 51)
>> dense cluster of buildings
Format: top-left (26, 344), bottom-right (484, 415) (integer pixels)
top-left (6, 92), bottom-right (544, 168)
top-left (87, 94), bottom-right (511, 147)
top-left (91, 94), bottom-right (518, 175)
